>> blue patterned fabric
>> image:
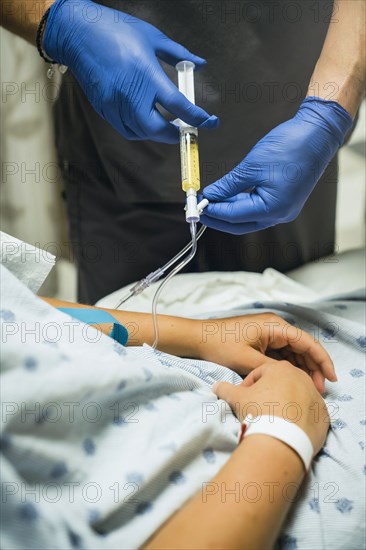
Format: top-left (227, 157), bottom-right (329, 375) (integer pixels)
top-left (1, 265), bottom-right (365, 549)
top-left (57, 308), bottom-right (128, 346)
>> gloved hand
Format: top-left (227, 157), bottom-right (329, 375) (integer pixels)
top-left (201, 97), bottom-right (352, 234)
top-left (43, 0), bottom-right (219, 143)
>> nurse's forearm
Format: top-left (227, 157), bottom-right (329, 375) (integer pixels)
top-left (0, 0), bottom-right (53, 44)
top-left (40, 297), bottom-right (199, 356)
top-left (307, 0), bottom-right (365, 118)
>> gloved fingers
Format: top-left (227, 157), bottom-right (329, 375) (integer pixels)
top-left (114, 119), bottom-right (145, 141)
top-left (155, 71), bottom-right (219, 129)
top-left (203, 192), bottom-right (272, 224)
top-left (116, 85), bottom-right (179, 143)
top-left (135, 108), bottom-right (180, 143)
top-left (199, 214), bottom-right (268, 235)
top-left (203, 163), bottom-right (257, 201)
top-left (114, 79), bottom-right (181, 143)
top-left (206, 192), bottom-right (251, 204)
top-left (155, 35), bottom-right (207, 69)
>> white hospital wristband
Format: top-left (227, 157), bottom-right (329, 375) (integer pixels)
top-left (239, 415), bottom-right (314, 472)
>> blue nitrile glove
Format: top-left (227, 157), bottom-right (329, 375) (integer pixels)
top-left (201, 97), bottom-right (352, 234)
top-left (43, 0), bottom-right (219, 143)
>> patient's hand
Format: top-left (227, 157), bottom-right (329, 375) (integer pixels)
top-left (213, 360), bottom-right (330, 453)
top-left (196, 313), bottom-right (336, 393)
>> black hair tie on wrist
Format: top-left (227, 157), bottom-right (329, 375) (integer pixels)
top-left (36, 7), bottom-right (68, 79)
top-left (36, 7), bottom-right (54, 63)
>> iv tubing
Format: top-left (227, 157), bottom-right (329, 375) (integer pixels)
top-left (114, 224), bottom-right (206, 309)
top-left (151, 222), bottom-right (198, 350)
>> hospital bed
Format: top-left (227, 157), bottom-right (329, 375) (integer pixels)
top-left (1, 241), bottom-right (365, 550)
top-left (97, 247), bottom-right (366, 317)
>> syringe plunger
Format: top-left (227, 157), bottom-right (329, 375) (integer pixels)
top-left (176, 61), bottom-right (195, 104)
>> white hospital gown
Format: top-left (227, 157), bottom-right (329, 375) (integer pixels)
top-left (0, 265), bottom-right (365, 550)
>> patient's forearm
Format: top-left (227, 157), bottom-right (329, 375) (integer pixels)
top-left (41, 297), bottom-right (199, 356)
top-left (112, 304), bottom-right (199, 357)
top-left (143, 435), bottom-right (304, 550)
top-left (307, 0), bottom-right (365, 117)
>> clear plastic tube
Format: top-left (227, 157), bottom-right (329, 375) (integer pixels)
top-left (151, 222), bottom-right (198, 350)
top-left (114, 224), bottom-right (206, 309)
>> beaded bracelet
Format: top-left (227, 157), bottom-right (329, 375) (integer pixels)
top-left (36, 6), bottom-right (68, 79)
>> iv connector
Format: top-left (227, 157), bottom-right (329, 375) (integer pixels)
top-left (185, 188), bottom-right (199, 223)
top-left (185, 192), bottom-right (209, 223)
top-left (197, 198), bottom-right (209, 213)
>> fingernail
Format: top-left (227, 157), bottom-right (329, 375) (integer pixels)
top-left (211, 382), bottom-right (219, 393)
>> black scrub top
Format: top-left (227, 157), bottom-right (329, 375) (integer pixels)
top-left (54, 0), bottom-right (338, 303)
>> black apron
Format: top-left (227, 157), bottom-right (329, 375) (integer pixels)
top-left (54, 0), bottom-right (337, 304)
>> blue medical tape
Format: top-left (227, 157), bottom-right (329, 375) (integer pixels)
top-left (58, 308), bottom-right (128, 346)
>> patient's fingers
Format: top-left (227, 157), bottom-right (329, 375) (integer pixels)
top-left (213, 366), bottom-right (271, 418)
top-left (274, 323), bottom-right (336, 382)
top-left (213, 380), bottom-right (238, 401)
top-left (236, 346), bottom-right (273, 373)
top-left (299, 353), bottom-right (325, 392)
top-left (297, 340), bottom-right (335, 382)
top-left (212, 381), bottom-right (246, 418)
top-left (304, 353), bottom-right (326, 391)
top-left (269, 345), bottom-right (325, 392)
top-left (278, 346), bottom-right (298, 367)
top-left (241, 364), bottom-right (269, 386)
top-left (312, 370), bottom-right (325, 394)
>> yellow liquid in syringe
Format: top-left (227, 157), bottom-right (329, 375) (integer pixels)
top-left (180, 131), bottom-right (200, 192)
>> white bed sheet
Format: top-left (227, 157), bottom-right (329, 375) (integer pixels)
top-left (97, 249), bottom-right (366, 317)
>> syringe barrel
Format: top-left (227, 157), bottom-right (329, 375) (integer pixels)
top-left (176, 61), bottom-right (195, 104)
top-left (180, 128), bottom-right (200, 192)
top-left (176, 61), bottom-right (201, 194)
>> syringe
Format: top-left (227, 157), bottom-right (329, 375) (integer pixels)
top-left (175, 61), bottom-right (203, 225)
top-left (115, 61), bottom-right (209, 347)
